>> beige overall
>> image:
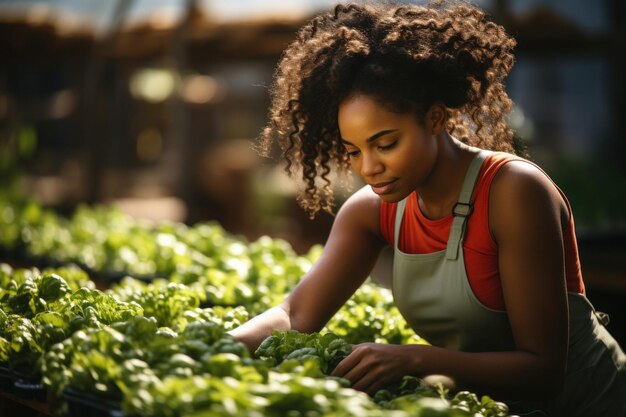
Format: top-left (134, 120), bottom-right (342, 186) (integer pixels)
top-left (391, 151), bottom-right (626, 416)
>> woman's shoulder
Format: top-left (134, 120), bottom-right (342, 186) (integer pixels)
top-left (487, 152), bottom-right (561, 197)
top-left (487, 152), bottom-right (571, 236)
top-left (480, 151), bottom-right (558, 195)
top-left (481, 150), bottom-right (527, 174)
top-left (335, 185), bottom-right (386, 243)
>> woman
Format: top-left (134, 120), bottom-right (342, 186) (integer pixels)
top-left (230, 2), bottom-right (626, 415)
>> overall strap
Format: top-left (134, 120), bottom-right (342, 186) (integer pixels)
top-left (445, 150), bottom-right (489, 260)
top-left (394, 197), bottom-right (408, 250)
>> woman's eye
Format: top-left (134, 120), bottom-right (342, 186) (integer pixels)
top-left (378, 141), bottom-right (397, 151)
top-left (346, 149), bottom-right (360, 158)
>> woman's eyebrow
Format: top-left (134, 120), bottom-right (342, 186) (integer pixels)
top-left (341, 129), bottom-right (399, 145)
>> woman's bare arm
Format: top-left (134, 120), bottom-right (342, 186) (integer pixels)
top-left (229, 185), bottom-right (387, 352)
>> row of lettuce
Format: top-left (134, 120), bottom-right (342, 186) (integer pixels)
top-left (0, 196), bottom-right (512, 416)
top-left (0, 197), bottom-right (315, 316)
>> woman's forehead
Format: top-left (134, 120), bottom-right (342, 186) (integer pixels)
top-left (338, 94), bottom-right (416, 140)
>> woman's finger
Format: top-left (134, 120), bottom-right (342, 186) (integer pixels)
top-left (330, 346), bottom-right (361, 377)
top-left (341, 359), bottom-right (370, 385)
top-left (351, 367), bottom-right (383, 393)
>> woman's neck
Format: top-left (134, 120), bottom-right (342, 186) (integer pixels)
top-left (416, 134), bottom-right (479, 220)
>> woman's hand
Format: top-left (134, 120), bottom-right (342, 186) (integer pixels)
top-left (330, 343), bottom-right (422, 395)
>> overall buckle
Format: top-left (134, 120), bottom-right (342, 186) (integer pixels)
top-left (452, 202), bottom-right (474, 217)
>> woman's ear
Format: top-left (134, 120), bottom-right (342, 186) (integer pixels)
top-left (425, 103), bottom-right (447, 134)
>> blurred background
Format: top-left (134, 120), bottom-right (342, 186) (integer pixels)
top-left (1, 0), bottom-right (625, 342)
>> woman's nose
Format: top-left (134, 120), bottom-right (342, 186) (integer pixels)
top-left (360, 152), bottom-right (384, 177)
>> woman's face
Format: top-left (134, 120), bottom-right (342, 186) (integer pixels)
top-left (338, 94), bottom-right (438, 202)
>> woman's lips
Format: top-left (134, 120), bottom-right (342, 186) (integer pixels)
top-left (370, 180), bottom-right (397, 195)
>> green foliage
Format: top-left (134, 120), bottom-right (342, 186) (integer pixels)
top-left (110, 278), bottom-right (204, 331)
top-left (0, 199), bottom-right (513, 417)
top-left (42, 315), bottom-right (262, 409)
top-left (326, 281), bottom-right (426, 345)
top-left (255, 330), bottom-right (352, 375)
top-left (0, 199), bottom-right (314, 316)
top-left (0, 269), bottom-right (143, 374)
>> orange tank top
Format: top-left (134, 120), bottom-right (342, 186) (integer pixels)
top-left (380, 152), bottom-right (585, 311)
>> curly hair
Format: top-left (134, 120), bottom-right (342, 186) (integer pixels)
top-left (258, 1), bottom-right (517, 217)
